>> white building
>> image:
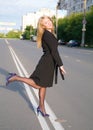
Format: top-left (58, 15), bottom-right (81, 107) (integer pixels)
top-left (22, 8), bottom-right (55, 32)
top-left (58, 0), bottom-right (93, 15)
top-left (22, 13), bottom-right (36, 32)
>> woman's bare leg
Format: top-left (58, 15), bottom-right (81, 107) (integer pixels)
top-left (8, 75), bottom-right (47, 114)
top-left (39, 87), bottom-right (47, 113)
top-left (8, 75), bottom-right (41, 89)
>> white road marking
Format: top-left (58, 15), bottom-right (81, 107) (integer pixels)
top-left (64, 55), bottom-right (69, 58)
top-left (5, 39), bottom-right (65, 130)
top-left (5, 39), bottom-right (10, 45)
top-left (76, 59), bottom-right (81, 62)
top-left (5, 40), bottom-right (51, 130)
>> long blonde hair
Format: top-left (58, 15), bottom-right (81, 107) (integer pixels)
top-left (37, 16), bottom-right (55, 48)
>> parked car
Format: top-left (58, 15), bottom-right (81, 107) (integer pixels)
top-left (58, 39), bottom-right (66, 45)
top-left (20, 34), bottom-right (25, 40)
top-left (30, 35), bottom-right (37, 42)
top-left (67, 40), bottom-right (80, 47)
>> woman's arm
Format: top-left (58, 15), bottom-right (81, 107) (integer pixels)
top-left (43, 30), bottom-right (63, 67)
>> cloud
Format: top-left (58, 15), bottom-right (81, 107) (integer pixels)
top-left (0, 0), bottom-right (58, 29)
top-left (0, 0), bottom-right (58, 15)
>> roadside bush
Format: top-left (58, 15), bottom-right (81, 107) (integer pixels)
top-left (57, 7), bottom-right (93, 47)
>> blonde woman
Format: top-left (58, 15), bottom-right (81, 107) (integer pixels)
top-left (6, 16), bottom-right (66, 117)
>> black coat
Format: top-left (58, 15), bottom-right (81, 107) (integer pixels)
top-left (30, 30), bottom-right (63, 87)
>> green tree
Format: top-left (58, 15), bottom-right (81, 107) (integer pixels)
top-left (23, 25), bottom-right (34, 40)
top-left (58, 13), bottom-right (82, 42)
top-left (0, 33), bottom-right (5, 38)
top-left (52, 15), bottom-right (56, 32)
top-left (85, 6), bottom-right (93, 47)
top-left (58, 17), bottom-right (69, 40)
top-left (6, 30), bottom-right (22, 38)
top-left (57, 7), bottom-right (93, 47)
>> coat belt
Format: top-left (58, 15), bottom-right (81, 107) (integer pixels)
top-left (55, 64), bottom-right (65, 84)
top-left (55, 64), bottom-right (58, 84)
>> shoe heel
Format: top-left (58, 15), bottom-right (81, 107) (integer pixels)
top-left (37, 106), bottom-right (49, 117)
top-left (37, 107), bottom-right (40, 116)
top-left (6, 73), bottom-right (17, 86)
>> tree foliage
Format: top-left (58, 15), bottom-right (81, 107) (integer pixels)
top-left (85, 6), bottom-right (93, 46)
top-left (6, 30), bottom-right (22, 38)
top-left (22, 25), bottom-right (35, 40)
top-left (57, 7), bottom-right (93, 47)
top-left (0, 33), bottom-right (5, 38)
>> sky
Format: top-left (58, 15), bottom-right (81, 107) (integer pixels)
top-left (0, 0), bottom-right (66, 31)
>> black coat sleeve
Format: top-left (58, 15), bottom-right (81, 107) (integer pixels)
top-left (43, 30), bottom-right (63, 67)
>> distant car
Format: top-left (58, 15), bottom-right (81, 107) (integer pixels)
top-left (67, 40), bottom-right (80, 47)
top-left (20, 34), bottom-right (24, 40)
top-left (58, 39), bottom-right (66, 45)
top-left (30, 35), bottom-right (37, 42)
top-left (20, 34), bottom-right (26, 40)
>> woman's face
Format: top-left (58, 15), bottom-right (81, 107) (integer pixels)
top-left (42, 17), bottom-right (53, 30)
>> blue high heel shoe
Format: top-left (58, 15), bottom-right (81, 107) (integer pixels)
top-left (6, 73), bottom-right (17, 86)
top-left (37, 106), bottom-right (49, 117)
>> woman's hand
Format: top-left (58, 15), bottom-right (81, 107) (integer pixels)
top-left (60, 66), bottom-right (66, 75)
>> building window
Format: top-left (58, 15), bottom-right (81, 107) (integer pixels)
top-left (81, 3), bottom-right (84, 8)
top-left (73, 6), bottom-right (75, 11)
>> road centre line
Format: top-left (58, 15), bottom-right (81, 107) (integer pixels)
top-left (5, 39), bottom-right (65, 130)
top-left (10, 46), bottom-right (64, 130)
top-left (76, 59), bottom-right (81, 62)
top-left (5, 40), bottom-right (50, 130)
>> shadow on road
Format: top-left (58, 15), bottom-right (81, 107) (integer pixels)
top-left (0, 67), bottom-right (36, 115)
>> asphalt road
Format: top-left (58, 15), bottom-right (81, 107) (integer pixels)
top-left (0, 38), bottom-right (93, 130)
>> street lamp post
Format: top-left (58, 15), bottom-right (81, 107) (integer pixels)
top-left (34, 12), bottom-right (36, 36)
top-left (81, 0), bottom-right (87, 47)
top-left (56, 5), bottom-right (58, 37)
top-left (56, 2), bottom-right (61, 38)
